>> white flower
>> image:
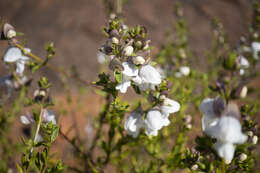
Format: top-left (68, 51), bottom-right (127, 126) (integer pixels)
top-left (208, 116), bottom-right (248, 144)
top-left (124, 111), bottom-right (144, 138)
top-left (144, 109), bottom-right (170, 136)
top-left (20, 116), bottom-right (31, 125)
top-left (116, 62), bottom-right (138, 93)
top-left (3, 47), bottom-right (30, 76)
top-left (123, 46), bottom-right (134, 56)
top-left (199, 98), bottom-right (219, 133)
top-left (135, 64), bottom-right (162, 91)
top-left (251, 42), bottom-right (260, 59)
top-left (160, 97), bottom-right (180, 117)
top-left (20, 112), bottom-right (34, 125)
top-left (214, 141), bottom-right (235, 164)
top-left (236, 56), bottom-right (249, 75)
top-left (42, 109), bottom-right (56, 124)
top-left (237, 56), bottom-right (249, 68)
top-left (200, 99), bottom-right (248, 164)
top-left (139, 65), bottom-right (161, 85)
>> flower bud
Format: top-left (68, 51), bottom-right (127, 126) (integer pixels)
top-left (240, 86), bottom-right (248, 98)
top-left (186, 124), bottom-right (192, 129)
top-left (133, 56), bottom-right (145, 65)
top-left (109, 57), bottom-right (123, 71)
top-left (179, 66), bottom-right (190, 76)
top-left (159, 94), bottom-right (167, 101)
top-left (7, 30), bottom-right (16, 39)
top-left (143, 40), bottom-right (150, 50)
top-left (3, 23), bottom-right (16, 39)
top-left (184, 115), bottom-right (192, 124)
top-left (247, 131), bottom-right (253, 137)
top-left (123, 46), bottom-right (134, 56)
top-left (252, 135), bottom-right (258, 145)
top-left (191, 164), bottom-right (198, 171)
top-left (33, 89), bottom-right (48, 102)
top-left (253, 32), bottom-right (259, 39)
top-left (110, 13), bottom-right (116, 19)
top-left (135, 40), bottom-right (142, 48)
top-left (179, 48), bottom-right (186, 59)
top-left (111, 37), bottom-right (119, 45)
top-left (239, 153), bottom-right (247, 162)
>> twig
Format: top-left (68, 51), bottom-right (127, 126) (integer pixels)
top-left (11, 40), bottom-right (99, 88)
top-left (59, 129), bottom-right (98, 173)
top-left (88, 94), bottom-right (112, 157)
top-left (59, 129), bottom-right (88, 158)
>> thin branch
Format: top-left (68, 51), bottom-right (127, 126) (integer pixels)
top-left (11, 40), bottom-right (99, 88)
top-left (88, 94), bottom-right (112, 157)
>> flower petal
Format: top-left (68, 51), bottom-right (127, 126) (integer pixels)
top-left (139, 65), bottom-right (161, 85)
top-left (214, 141), bottom-right (235, 164)
top-left (20, 115), bottom-right (31, 125)
top-left (3, 47), bottom-right (22, 62)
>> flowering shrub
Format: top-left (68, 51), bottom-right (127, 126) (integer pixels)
top-left (0, 1), bottom-right (260, 173)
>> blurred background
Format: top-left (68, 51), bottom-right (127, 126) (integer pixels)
top-left (0, 0), bottom-right (253, 86)
top-left (0, 0), bottom-right (258, 171)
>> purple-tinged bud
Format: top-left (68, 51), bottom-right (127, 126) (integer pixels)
top-left (3, 23), bottom-right (16, 39)
top-left (109, 57), bottom-right (123, 71)
top-left (213, 97), bottom-right (226, 116)
top-left (160, 90), bottom-right (169, 97)
top-left (221, 102), bottom-right (240, 119)
top-left (184, 115), bottom-right (192, 124)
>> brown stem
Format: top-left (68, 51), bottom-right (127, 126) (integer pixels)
top-left (88, 94), bottom-right (112, 157)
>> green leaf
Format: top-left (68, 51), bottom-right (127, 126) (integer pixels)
top-left (114, 71), bottom-right (122, 83)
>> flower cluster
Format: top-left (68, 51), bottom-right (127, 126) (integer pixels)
top-left (0, 23), bottom-right (33, 99)
top-left (124, 95), bottom-right (180, 137)
top-left (99, 18), bottom-right (163, 93)
top-left (200, 97), bottom-right (248, 164)
top-left (98, 17), bottom-right (181, 137)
